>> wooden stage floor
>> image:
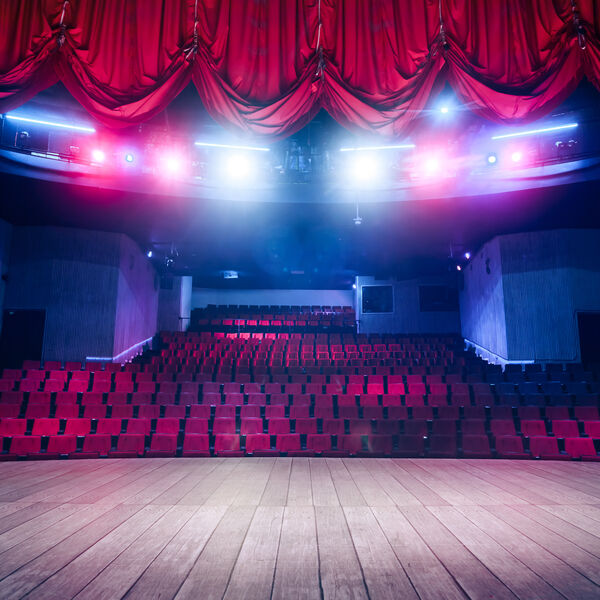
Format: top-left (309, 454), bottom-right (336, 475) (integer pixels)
top-left (0, 458), bottom-right (599, 599)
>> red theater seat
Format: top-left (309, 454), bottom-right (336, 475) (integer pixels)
top-left (45, 435), bottom-right (78, 458)
top-left (137, 405), bottom-right (160, 419)
top-left (0, 405), bottom-right (20, 418)
top-left (584, 421), bottom-right (600, 438)
top-left (245, 433), bottom-right (274, 455)
top-left (189, 405), bottom-right (211, 419)
top-left (265, 405), bottom-right (285, 419)
top-left (495, 436), bottom-right (529, 459)
top-left (362, 435), bottom-right (393, 456)
top-left (240, 418), bottom-right (263, 435)
top-left (110, 434), bottom-right (146, 457)
top-left (520, 420), bottom-right (547, 437)
top-left (64, 419), bottom-right (92, 436)
top-left (275, 433), bottom-right (304, 454)
top-left (213, 417), bottom-right (236, 434)
top-left (155, 418), bottom-right (181, 435)
top-left (322, 419), bottom-right (345, 435)
top-left (110, 405), bottom-right (134, 419)
top-left (164, 405), bottom-right (186, 419)
top-left (528, 437), bottom-right (569, 460)
top-left (306, 434), bottom-right (332, 454)
top-left (31, 418), bottom-right (60, 436)
top-left (551, 420), bottom-right (580, 438)
top-left (214, 434), bottom-right (243, 456)
top-left (461, 435), bottom-right (492, 458)
top-left (335, 434), bottom-right (364, 456)
top-left (8, 435), bottom-right (41, 457)
top-left (54, 404), bottom-right (80, 419)
top-left (294, 418), bottom-right (317, 434)
top-left (25, 404), bottom-right (51, 418)
top-left (347, 419), bottom-right (372, 434)
top-left (428, 435), bottom-right (457, 458)
top-left (564, 438), bottom-right (600, 461)
top-left (96, 418), bottom-right (123, 435)
top-left (182, 434), bottom-right (210, 457)
top-left (146, 434), bottom-right (178, 457)
top-left (127, 418), bottom-right (152, 435)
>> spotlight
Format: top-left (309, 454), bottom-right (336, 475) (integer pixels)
top-left (464, 252), bottom-right (471, 260)
top-left (226, 154), bottom-right (252, 179)
top-left (424, 157), bottom-right (439, 174)
top-left (124, 153), bottom-right (134, 163)
top-left (163, 154), bottom-right (182, 175)
top-left (353, 216), bottom-right (363, 226)
top-left (146, 250), bottom-right (153, 258)
top-left (91, 149), bottom-right (105, 163)
top-left (511, 151), bottom-right (522, 163)
top-left (352, 283), bottom-right (357, 289)
top-left (456, 265), bottom-right (462, 271)
top-left (440, 106), bottom-right (449, 114)
top-left (486, 153), bottom-right (497, 165)
top-left (349, 154), bottom-right (381, 186)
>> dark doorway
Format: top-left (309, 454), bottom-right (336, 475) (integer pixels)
top-left (577, 312), bottom-right (600, 364)
top-left (0, 309), bottom-right (46, 368)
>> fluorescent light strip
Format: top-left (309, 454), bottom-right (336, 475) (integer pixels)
top-left (339, 144), bottom-right (415, 152)
top-left (195, 141), bottom-right (270, 152)
top-left (491, 123), bottom-right (578, 140)
top-left (5, 114), bottom-right (96, 133)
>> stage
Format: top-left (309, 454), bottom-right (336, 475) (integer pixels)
top-left (0, 458), bottom-right (598, 599)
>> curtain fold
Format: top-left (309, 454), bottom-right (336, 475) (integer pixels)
top-left (0, 0), bottom-right (598, 136)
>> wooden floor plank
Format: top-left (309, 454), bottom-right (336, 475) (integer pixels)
top-left (24, 505), bottom-right (169, 599)
top-left (371, 506), bottom-right (467, 600)
top-left (74, 505), bottom-right (198, 600)
top-left (428, 505), bottom-right (564, 599)
top-left (342, 459), bottom-right (396, 506)
top-left (343, 506), bottom-right (419, 599)
top-left (223, 506), bottom-right (284, 599)
top-left (399, 505), bottom-right (517, 599)
top-left (259, 457), bottom-right (292, 506)
top-left (385, 459), bottom-right (450, 506)
top-left (272, 506), bottom-right (321, 600)
top-left (326, 459), bottom-right (366, 506)
top-left (286, 458), bottom-right (314, 506)
top-left (174, 505), bottom-right (255, 600)
top-left (315, 505), bottom-right (369, 600)
top-left (123, 505), bottom-right (227, 600)
top-left (309, 458), bottom-right (340, 507)
top-left (489, 504), bottom-right (600, 584)
top-left (455, 504), bottom-right (600, 599)
top-left (0, 505), bottom-right (143, 598)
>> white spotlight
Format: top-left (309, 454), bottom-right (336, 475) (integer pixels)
top-left (349, 154), bottom-right (380, 185)
top-left (511, 151), bottom-right (523, 163)
top-left (146, 250), bottom-right (153, 258)
top-left (440, 106), bottom-right (449, 114)
top-left (456, 265), bottom-right (462, 271)
top-left (91, 149), bottom-right (105, 163)
top-left (352, 283), bottom-right (357, 290)
top-left (464, 252), bottom-right (471, 260)
top-left (226, 154), bottom-right (252, 179)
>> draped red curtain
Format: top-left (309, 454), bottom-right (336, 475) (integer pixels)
top-left (0, 0), bottom-right (598, 136)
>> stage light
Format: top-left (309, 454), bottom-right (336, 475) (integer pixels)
top-left (456, 265), bottom-right (462, 271)
top-left (491, 122), bottom-right (578, 140)
top-left (440, 106), bottom-right (449, 114)
top-left (164, 154), bottom-right (182, 175)
top-left (124, 153), bottom-right (134, 163)
top-left (195, 141), bottom-right (269, 152)
top-left (424, 157), bottom-right (440, 174)
top-left (465, 252), bottom-right (471, 260)
top-left (352, 283), bottom-right (357, 289)
top-left (511, 151), bottom-right (523, 163)
top-left (5, 113), bottom-right (95, 133)
top-left (486, 153), bottom-right (497, 165)
top-left (226, 154), bottom-right (252, 179)
top-left (146, 250), bottom-right (153, 258)
top-left (91, 149), bottom-right (105, 163)
top-left (349, 154), bottom-right (380, 185)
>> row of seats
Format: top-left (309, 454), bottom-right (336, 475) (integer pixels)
top-left (2, 431), bottom-right (599, 460)
top-left (3, 416), bottom-right (600, 438)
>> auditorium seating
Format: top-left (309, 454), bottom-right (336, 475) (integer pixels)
top-left (0, 328), bottom-right (599, 460)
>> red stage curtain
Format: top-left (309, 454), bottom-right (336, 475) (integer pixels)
top-left (443, 0), bottom-right (584, 123)
top-left (191, 0), bottom-right (321, 138)
top-left (320, 0), bottom-right (444, 137)
top-left (0, 0), bottom-right (599, 136)
top-left (0, 0), bottom-right (58, 113)
top-left (53, 0), bottom-right (194, 128)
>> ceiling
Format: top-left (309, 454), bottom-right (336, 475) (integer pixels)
top-left (1, 82), bottom-right (600, 289)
